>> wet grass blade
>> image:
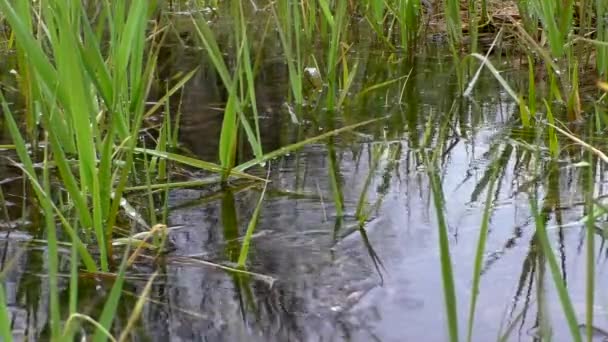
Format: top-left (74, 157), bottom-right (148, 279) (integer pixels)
top-left (466, 53), bottom-right (522, 105)
top-left (64, 314), bottom-right (117, 342)
top-left (528, 55), bottom-right (537, 117)
top-left (0, 283), bottom-right (11, 342)
top-left (237, 173), bottom-right (269, 268)
top-left (236, 117), bottom-right (386, 172)
top-left (544, 100), bottom-right (560, 158)
top-left (117, 272), bottom-right (159, 342)
top-left (528, 196), bottom-right (582, 342)
top-left (466, 165), bottom-right (498, 342)
top-left (584, 150), bottom-right (595, 342)
top-left (327, 138), bottom-right (344, 217)
top-left (132, 148), bottom-right (265, 182)
top-left (42, 133), bottom-right (60, 340)
top-left (92, 249), bottom-right (130, 342)
top-left (427, 157), bottom-right (459, 342)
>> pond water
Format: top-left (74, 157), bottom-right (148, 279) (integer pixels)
top-left (1, 33), bottom-right (608, 342)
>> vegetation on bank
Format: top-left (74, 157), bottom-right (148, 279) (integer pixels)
top-left (0, 0), bottom-right (606, 340)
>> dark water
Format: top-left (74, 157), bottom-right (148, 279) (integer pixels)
top-left (2, 27), bottom-right (608, 342)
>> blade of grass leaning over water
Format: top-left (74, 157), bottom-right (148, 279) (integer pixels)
top-left (237, 171), bottom-right (269, 268)
top-left (422, 102), bottom-right (459, 342)
top-left (64, 314), bottom-right (117, 342)
top-left (327, 137), bottom-right (345, 217)
top-left (426, 155), bottom-right (459, 342)
top-left (131, 148), bottom-right (266, 182)
top-left (0, 282), bottom-right (11, 342)
top-left (528, 196), bottom-right (582, 342)
top-left (118, 272), bottom-right (159, 342)
top-left (92, 247), bottom-right (131, 342)
top-left (466, 164), bottom-right (499, 342)
top-left (236, 117), bottom-right (387, 172)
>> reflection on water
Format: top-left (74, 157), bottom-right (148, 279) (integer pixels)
top-left (2, 34), bottom-right (608, 342)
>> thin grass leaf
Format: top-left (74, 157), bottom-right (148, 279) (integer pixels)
top-left (42, 133), bottom-right (60, 340)
top-left (528, 197), bottom-right (582, 342)
top-left (466, 165), bottom-right (498, 342)
top-left (0, 283), bottom-right (11, 342)
top-left (236, 117), bottom-right (386, 172)
top-left (117, 272), bottom-right (159, 342)
top-left (427, 158), bottom-right (459, 342)
top-left (92, 248), bottom-right (130, 342)
top-left (131, 148), bottom-right (265, 182)
top-left (64, 314), bottom-right (117, 342)
top-left (584, 148), bottom-right (595, 342)
top-left (237, 173), bottom-right (269, 267)
top-left (467, 53), bottom-right (522, 105)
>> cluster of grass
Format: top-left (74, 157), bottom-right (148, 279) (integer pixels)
top-left (0, 0), bottom-right (608, 340)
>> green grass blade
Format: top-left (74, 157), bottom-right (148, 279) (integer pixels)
top-left (466, 166), bottom-right (498, 342)
top-left (43, 115), bottom-right (93, 228)
top-left (132, 148), bottom-right (265, 182)
top-left (327, 139), bottom-right (344, 217)
top-left (584, 152), bottom-right (595, 342)
top-left (317, 0), bottom-right (335, 28)
top-left (92, 250), bottom-right (130, 342)
top-left (528, 196), bottom-right (582, 342)
top-left (42, 133), bottom-right (61, 340)
top-left (428, 162), bottom-right (459, 342)
top-left (236, 117), bottom-right (386, 172)
top-left (237, 179), bottom-right (269, 268)
top-left (219, 91), bottom-right (239, 173)
top-left (0, 283), bottom-right (12, 342)
top-left (117, 272), bottom-right (159, 342)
